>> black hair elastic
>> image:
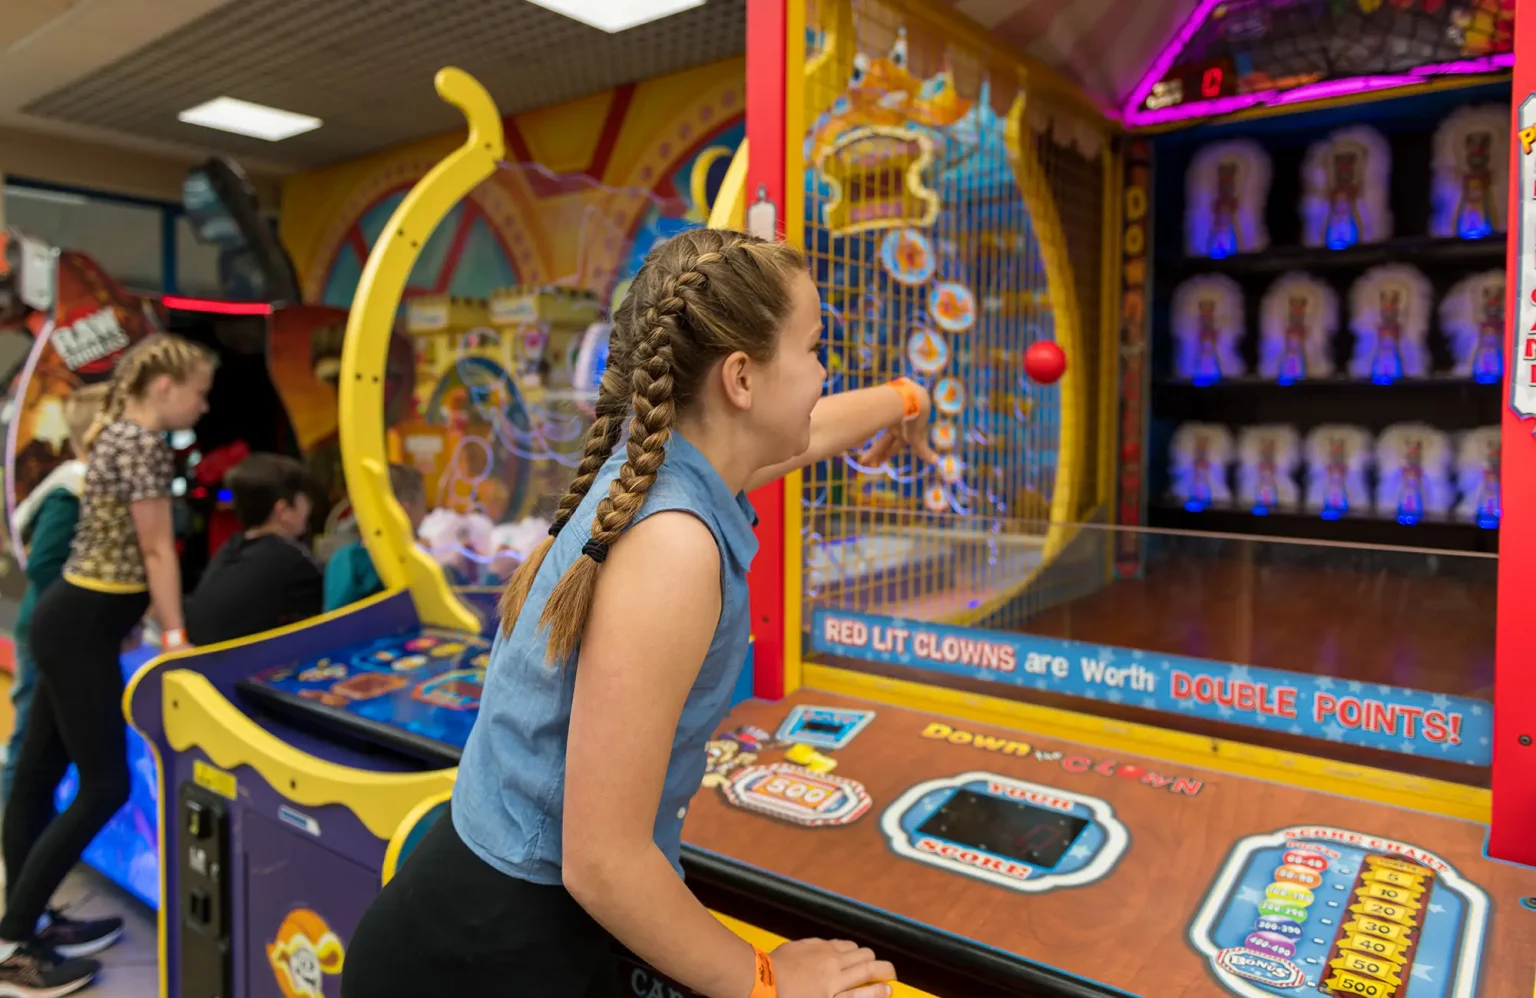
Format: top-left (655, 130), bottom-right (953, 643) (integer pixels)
top-left (582, 540), bottom-right (610, 564)
top-left (548, 521), bottom-right (562, 537)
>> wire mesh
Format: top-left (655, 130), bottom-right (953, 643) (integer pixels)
top-left (799, 0), bottom-right (1107, 643)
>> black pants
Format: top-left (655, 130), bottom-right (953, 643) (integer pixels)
top-left (341, 808), bottom-right (619, 998)
top-left (0, 581), bottom-right (146, 941)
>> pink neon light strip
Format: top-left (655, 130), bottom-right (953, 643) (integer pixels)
top-left (1125, 53), bottom-right (1513, 127)
top-left (162, 295), bottom-right (273, 316)
top-left (1122, 0), bottom-right (1227, 121)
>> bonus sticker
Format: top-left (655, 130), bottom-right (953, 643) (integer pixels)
top-left (722, 763), bottom-right (871, 827)
top-left (1214, 947), bottom-right (1304, 989)
top-left (298, 663), bottom-right (346, 683)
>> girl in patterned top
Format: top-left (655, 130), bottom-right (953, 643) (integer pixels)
top-left (0, 333), bottom-right (214, 997)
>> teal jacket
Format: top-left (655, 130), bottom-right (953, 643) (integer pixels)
top-left (322, 540), bottom-right (383, 612)
top-left (322, 537), bottom-right (478, 612)
top-left (13, 462), bottom-right (86, 659)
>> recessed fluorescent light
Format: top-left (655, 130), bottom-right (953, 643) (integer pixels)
top-left (177, 97), bottom-right (321, 142)
top-left (525, 0), bottom-right (705, 32)
top-left (3, 186), bottom-right (86, 207)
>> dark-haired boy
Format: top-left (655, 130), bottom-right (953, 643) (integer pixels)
top-left (185, 454), bottom-right (323, 646)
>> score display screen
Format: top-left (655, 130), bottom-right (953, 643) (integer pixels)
top-left (917, 789), bottom-right (1090, 870)
top-left (1130, 0), bottom-right (1514, 123)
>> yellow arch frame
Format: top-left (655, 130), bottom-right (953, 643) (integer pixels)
top-left (338, 67), bottom-right (492, 634)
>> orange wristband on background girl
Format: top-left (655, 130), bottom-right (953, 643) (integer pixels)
top-left (749, 947), bottom-right (777, 998)
top-left (887, 377), bottom-right (923, 420)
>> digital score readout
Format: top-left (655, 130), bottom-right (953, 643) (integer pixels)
top-left (1145, 58), bottom-right (1240, 111)
top-left (916, 788), bottom-right (1090, 870)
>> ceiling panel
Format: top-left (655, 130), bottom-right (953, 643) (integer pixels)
top-left (22, 0), bottom-right (748, 169)
top-left (944, 0), bottom-right (1199, 109)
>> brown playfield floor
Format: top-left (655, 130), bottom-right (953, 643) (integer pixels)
top-left (684, 692), bottom-right (1536, 998)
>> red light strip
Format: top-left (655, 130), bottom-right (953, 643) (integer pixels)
top-left (161, 295), bottom-right (273, 316)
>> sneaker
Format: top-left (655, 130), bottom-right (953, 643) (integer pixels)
top-left (0, 942), bottom-right (98, 997)
top-left (35, 911), bottom-right (122, 960)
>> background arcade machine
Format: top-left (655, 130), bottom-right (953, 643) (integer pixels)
top-left (391, 285), bottom-right (604, 627)
top-left (160, 156), bottom-right (311, 588)
top-left (125, 70), bottom-right (842, 998)
top-left (659, 0), bottom-right (1536, 996)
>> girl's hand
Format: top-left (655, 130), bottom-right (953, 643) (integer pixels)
top-left (121, 622), bottom-right (144, 654)
top-left (770, 938), bottom-right (896, 998)
top-left (857, 382), bottom-right (939, 469)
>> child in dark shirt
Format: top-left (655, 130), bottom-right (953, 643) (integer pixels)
top-left (185, 454), bottom-right (323, 646)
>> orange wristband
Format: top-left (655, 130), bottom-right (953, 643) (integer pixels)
top-left (749, 946), bottom-right (777, 998)
top-left (888, 376), bottom-right (923, 420)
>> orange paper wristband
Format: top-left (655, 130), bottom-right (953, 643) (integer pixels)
top-left (888, 376), bottom-right (923, 420)
top-left (749, 947), bottom-right (777, 998)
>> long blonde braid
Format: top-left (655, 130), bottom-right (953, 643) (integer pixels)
top-left (496, 345), bottom-right (632, 630)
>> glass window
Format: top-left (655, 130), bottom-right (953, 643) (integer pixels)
top-left (175, 215), bottom-right (224, 298)
top-left (2, 184), bottom-right (164, 293)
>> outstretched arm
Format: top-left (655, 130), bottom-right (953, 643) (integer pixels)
top-left (745, 380), bottom-right (937, 493)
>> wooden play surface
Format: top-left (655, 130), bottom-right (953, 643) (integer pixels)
top-left (682, 691), bottom-right (1536, 997)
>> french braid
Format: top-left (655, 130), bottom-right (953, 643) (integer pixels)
top-left (496, 229), bottom-right (806, 658)
top-left (496, 356), bottom-right (630, 630)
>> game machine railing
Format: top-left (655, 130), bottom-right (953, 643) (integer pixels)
top-left (123, 68), bottom-right (928, 998)
top-left (666, 0), bottom-right (1536, 995)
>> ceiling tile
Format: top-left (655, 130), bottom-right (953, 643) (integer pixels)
top-left (23, 0), bottom-right (747, 169)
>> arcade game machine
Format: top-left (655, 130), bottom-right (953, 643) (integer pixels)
top-left (392, 285), bottom-right (603, 625)
top-left (164, 156), bottom-right (310, 588)
top-left (661, 0), bottom-right (1536, 995)
top-left (125, 70), bottom-right (859, 998)
top-left (126, 17), bottom-right (1536, 998)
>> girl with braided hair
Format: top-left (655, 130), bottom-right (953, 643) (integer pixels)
top-left (0, 333), bottom-right (213, 996)
top-left (344, 228), bottom-right (936, 998)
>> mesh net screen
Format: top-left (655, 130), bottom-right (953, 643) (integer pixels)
top-left (799, 0), bottom-right (1108, 640)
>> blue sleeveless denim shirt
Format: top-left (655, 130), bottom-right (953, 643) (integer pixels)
top-left (453, 433), bottom-right (757, 882)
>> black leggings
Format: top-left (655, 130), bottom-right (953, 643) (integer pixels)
top-left (341, 808), bottom-right (619, 998)
top-left (0, 581), bottom-right (146, 941)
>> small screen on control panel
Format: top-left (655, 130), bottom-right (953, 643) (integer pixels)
top-left (917, 789), bottom-right (1090, 869)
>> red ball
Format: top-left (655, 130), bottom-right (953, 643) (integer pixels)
top-left (1024, 341), bottom-right (1067, 384)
